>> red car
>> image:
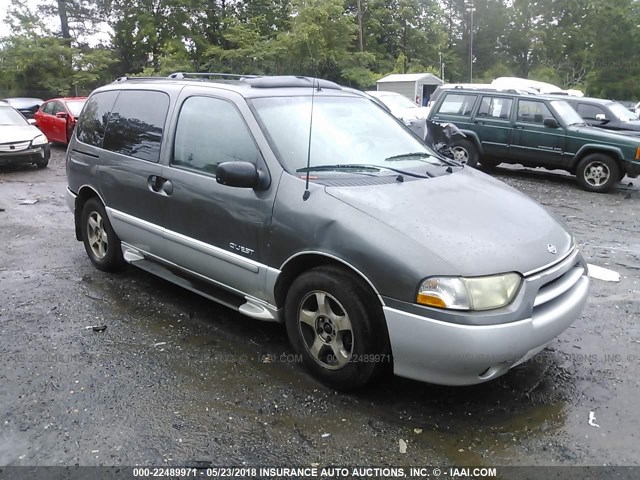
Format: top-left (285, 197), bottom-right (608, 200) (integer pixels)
top-left (34, 97), bottom-right (87, 144)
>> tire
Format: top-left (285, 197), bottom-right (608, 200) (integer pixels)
top-left (480, 156), bottom-right (501, 170)
top-left (285, 265), bottom-right (390, 390)
top-left (80, 198), bottom-right (124, 272)
top-left (576, 153), bottom-right (620, 193)
top-left (35, 144), bottom-right (50, 169)
top-left (450, 139), bottom-right (479, 167)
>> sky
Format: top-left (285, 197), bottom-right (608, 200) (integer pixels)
top-left (0, 0), bottom-right (112, 45)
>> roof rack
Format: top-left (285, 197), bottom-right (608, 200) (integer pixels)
top-left (111, 72), bottom-right (343, 90)
top-left (112, 76), bottom-right (169, 83)
top-left (112, 72), bottom-right (261, 84)
top-left (168, 72), bottom-right (260, 80)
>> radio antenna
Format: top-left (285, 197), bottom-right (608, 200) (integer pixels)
top-left (303, 40), bottom-right (321, 201)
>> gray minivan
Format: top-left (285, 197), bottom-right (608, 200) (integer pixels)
top-left (66, 74), bottom-right (590, 390)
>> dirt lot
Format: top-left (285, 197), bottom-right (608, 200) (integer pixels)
top-left (0, 145), bottom-right (639, 468)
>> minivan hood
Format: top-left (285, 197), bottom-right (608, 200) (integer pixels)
top-left (0, 125), bottom-right (42, 144)
top-left (325, 168), bottom-right (572, 277)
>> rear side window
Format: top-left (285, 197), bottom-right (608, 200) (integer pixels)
top-left (103, 90), bottom-right (169, 163)
top-left (478, 97), bottom-right (513, 120)
top-left (76, 91), bottom-right (119, 147)
top-left (438, 93), bottom-right (477, 116)
top-left (517, 100), bottom-right (554, 124)
top-left (171, 96), bottom-right (260, 175)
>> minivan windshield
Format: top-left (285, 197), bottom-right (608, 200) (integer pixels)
top-left (550, 100), bottom-right (583, 125)
top-left (250, 95), bottom-right (441, 173)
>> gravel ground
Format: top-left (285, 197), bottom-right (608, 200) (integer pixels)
top-left (0, 145), bottom-right (639, 468)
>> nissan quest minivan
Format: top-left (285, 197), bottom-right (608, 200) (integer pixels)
top-left (65, 73), bottom-right (590, 390)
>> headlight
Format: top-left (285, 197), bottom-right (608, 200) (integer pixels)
top-left (31, 134), bottom-right (48, 146)
top-left (417, 273), bottom-right (522, 311)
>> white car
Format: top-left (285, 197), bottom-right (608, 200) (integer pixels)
top-left (366, 91), bottom-right (431, 137)
top-left (0, 104), bottom-right (50, 168)
top-left (366, 91), bottom-right (431, 119)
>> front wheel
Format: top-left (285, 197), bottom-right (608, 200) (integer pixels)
top-left (35, 144), bottom-right (50, 169)
top-left (576, 154), bottom-right (619, 193)
top-left (450, 139), bottom-right (479, 167)
top-left (285, 266), bottom-right (390, 390)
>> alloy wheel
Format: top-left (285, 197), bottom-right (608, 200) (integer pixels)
top-left (583, 160), bottom-right (610, 187)
top-left (297, 291), bottom-right (354, 370)
top-left (87, 211), bottom-right (108, 259)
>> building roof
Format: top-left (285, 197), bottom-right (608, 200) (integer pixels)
top-left (377, 73), bottom-right (443, 84)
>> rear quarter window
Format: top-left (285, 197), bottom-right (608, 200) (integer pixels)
top-left (437, 93), bottom-right (477, 116)
top-left (76, 91), bottom-right (119, 147)
top-left (103, 90), bottom-right (170, 163)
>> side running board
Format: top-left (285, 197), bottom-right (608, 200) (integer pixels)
top-left (122, 246), bottom-right (279, 322)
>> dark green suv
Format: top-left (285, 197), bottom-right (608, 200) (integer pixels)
top-left (427, 89), bottom-right (640, 192)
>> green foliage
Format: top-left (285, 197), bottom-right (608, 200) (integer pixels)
top-left (3, 0), bottom-right (640, 99)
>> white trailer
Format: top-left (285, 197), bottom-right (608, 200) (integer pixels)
top-left (376, 73), bottom-right (444, 106)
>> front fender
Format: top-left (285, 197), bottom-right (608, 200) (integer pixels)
top-left (458, 130), bottom-right (484, 154)
top-left (572, 144), bottom-right (624, 167)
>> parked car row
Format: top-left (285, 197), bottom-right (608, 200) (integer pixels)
top-left (34, 97), bottom-right (86, 144)
top-left (0, 96), bottom-right (86, 169)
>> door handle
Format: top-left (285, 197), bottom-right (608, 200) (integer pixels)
top-left (514, 125), bottom-right (525, 130)
top-left (474, 120), bottom-right (485, 125)
top-left (161, 179), bottom-right (173, 196)
top-left (147, 175), bottom-right (173, 196)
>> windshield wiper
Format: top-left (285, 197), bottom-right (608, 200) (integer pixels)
top-left (385, 152), bottom-right (435, 161)
top-left (347, 163), bottom-right (433, 178)
top-left (297, 163), bottom-right (432, 178)
top-left (297, 164), bottom-right (381, 173)
top-left (385, 151), bottom-right (457, 167)
top-left (569, 122), bottom-right (589, 127)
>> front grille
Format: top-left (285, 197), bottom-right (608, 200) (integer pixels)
top-left (0, 141), bottom-right (31, 152)
top-left (534, 265), bottom-right (585, 307)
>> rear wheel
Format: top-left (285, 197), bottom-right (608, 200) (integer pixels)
top-left (81, 198), bottom-right (124, 271)
top-left (576, 153), bottom-right (619, 193)
top-left (285, 266), bottom-right (390, 390)
top-left (450, 139), bottom-right (479, 167)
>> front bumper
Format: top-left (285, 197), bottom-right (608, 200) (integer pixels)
top-left (624, 159), bottom-right (640, 178)
top-left (0, 146), bottom-right (46, 165)
top-left (65, 187), bottom-right (77, 214)
top-left (384, 250), bottom-right (590, 386)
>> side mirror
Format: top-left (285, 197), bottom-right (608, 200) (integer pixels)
top-left (27, 118), bottom-right (37, 125)
top-left (56, 112), bottom-right (68, 119)
top-left (595, 113), bottom-right (608, 123)
top-left (216, 161), bottom-right (269, 189)
top-left (543, 118), bottom-right (559, 128)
